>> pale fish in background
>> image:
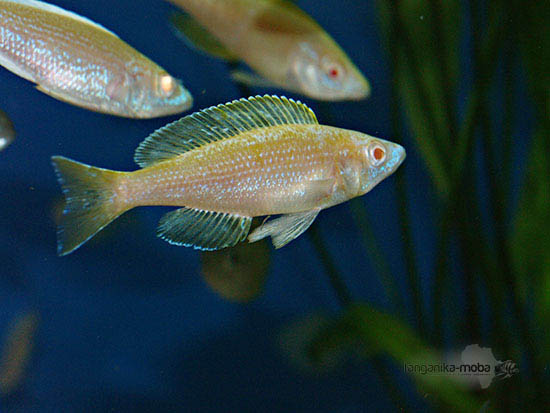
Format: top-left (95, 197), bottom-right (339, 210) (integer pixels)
top-left (201, 237), bottom-right (270, 302)
top-left (0, 0), bottom-right (193, 118)
top-left (0, 109), bottom-right (15, 151)
top-left (0, 312), bottom-right (38, 396)
top-left (51, 95), bottom-right (404, 256)
top-left (168, 0), bottom-right (370, 101)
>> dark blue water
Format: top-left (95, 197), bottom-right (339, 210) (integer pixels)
top-left (1, 0), bottom-right (527, 411)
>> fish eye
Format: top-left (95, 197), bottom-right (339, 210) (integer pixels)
top-left (367, 142), bottom-right (387, 166)
top-left (159, 74), bottom-right (176, 97)
top-left (321, 58), bottom-right (345, 82)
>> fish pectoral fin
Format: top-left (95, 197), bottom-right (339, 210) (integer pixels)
top-left (230, 71), bottom-right (279, 88)
top-left (157, 207), bottom-right (252, 251)
top-left (305, 177), bottom-right (337, 204)
top-left (170, 12), bottom-right (239, 62)
top-left (248, 209), bottom-right (320, 249)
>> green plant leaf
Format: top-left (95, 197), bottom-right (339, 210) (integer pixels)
top-left (377, 0), bottom-right (461, 197)
top-left (511, 128), bottom-right (550, 363)
top-left (343, 304), bottom-right (482, 412)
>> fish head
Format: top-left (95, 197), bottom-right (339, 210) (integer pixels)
top-left (124, 66), bottom-right (193, 118)
top-left (288, 41), bottom-right (370, 101)
top-left (352, 133), bottom-right (406, 195)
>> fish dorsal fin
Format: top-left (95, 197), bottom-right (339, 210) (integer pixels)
top-left (134, 95), bottom-right (318, 167)
top-left (253, 1), bottom-right (317, 36)
top-left (170, 12), bottom-right (238, 62)
top-left (5, 0), bottom-right (118, 38)
top-left (157, 207), bottom-right (252, 251)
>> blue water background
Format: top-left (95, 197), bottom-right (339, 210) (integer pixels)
top-left (0, 0), bottom-right (534, 411)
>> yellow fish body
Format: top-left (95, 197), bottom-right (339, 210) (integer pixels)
top-left (0, 0), bottom-right (192, 118)
top-left (168, 0), bottom-right (370, 101)
top-left (52, 95), bottom-right (405, 255)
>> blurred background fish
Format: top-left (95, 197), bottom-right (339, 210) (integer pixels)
top-left (0, 108), bottom-right (15, 152)
top-left (0, 312), bottom-right (38, 397)
top-left (167, 0), bottom-right (370, 100)
top-left (0, 0), bottom-right (193, 118)
top-left (200, 237), bottom-right (270, 302)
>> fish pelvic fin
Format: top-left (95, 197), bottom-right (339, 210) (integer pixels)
top-left (249, 209), bottom-right (320, 249)
top-left (51, 156), bottom-right (127, 256)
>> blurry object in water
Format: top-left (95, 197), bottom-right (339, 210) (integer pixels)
top-left (0, 109), bottom-right (15, 152)
top-left (200, 236), bottom-right (270, 302)
top-left (0, 0), bottom-right (192, 118)
top-left (51, 95), bottom-right (404, 256)
top-left (278, 313), bottom-right (357, 373)
top-left (0, 312), bottom-right (38, 396)
top-left (168, 0), bottom-right (370, 101)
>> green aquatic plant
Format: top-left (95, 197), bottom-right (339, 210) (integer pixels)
top-left (220, 1), bottom-right (548, 409)
top-left (282, 0), bottom-right (549, 411)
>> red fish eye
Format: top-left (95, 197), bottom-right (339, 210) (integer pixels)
top-left (328, 67), bottom-right (339, 78)
top-left (373, 147), bottom-right (385, 161)
top-left (368, 143), bottom-right (387, 165)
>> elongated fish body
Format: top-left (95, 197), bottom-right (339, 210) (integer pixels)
top-left (125, 125), bottom-right (360, 215)
top-left (168, 0), bottom-right (370, 100)
top-left (52, 95), bottom-right (405, 256)
top-left (0, 0), bottom-right (192, 117)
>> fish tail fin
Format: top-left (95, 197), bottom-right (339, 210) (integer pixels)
top-left (51, 156), bottom-right (127, 256)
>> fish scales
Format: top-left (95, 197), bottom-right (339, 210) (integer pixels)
top-left (121, 125), bottom-right (342, 216)
top-left (0, 3), bottom-right (142, 99)
top-left (0, 0), bottom-right (192, 117)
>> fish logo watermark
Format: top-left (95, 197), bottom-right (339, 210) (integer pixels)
top-left (403, 344), bottom-right (518, 389)
top-left (495, 359), bottom-right (519, 380)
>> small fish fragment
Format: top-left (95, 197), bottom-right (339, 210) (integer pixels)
top-left (201, 236), bottom-right (270, 302)
top-left (0, 109), bottom-right (15, 152)
top-left (0, 312), bottom-right (38, 396)
top-left (51, 95), bottom-right (405, 256)
top-left (167, 0), bottom-right (370, 101)
top-left (0, 0), bottom-right (192, 118)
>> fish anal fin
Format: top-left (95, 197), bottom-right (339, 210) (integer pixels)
top-left (248, 209), bottom-right (320, 249)
top-left (134, 95), bottom-right (318, 168)
top-left (170, 12), bottom-right (239, 62)
top-left (157, 207), bottom-right (252, 251)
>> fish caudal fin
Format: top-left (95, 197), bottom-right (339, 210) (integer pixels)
top-left (51, 156), bottom-right (126, 256)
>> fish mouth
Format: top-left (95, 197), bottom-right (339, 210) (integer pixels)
top-left (134, 86), bottom-right (194, 119)
top-left (388, 144), bottom-right (406, 174)
top-left (344, 75), bottom-right (371, 100)
top-left (393, 145), bottom-right (406, 168)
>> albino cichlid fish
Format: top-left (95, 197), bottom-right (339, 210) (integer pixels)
top-left (0, 109), bottom-right (15, 151)
top-left (168, 0), bottom-right (370, 101)
top-left (0, 0), bottom-right (192, 118)
top-left (51, 95), bottom-right (404, 256)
